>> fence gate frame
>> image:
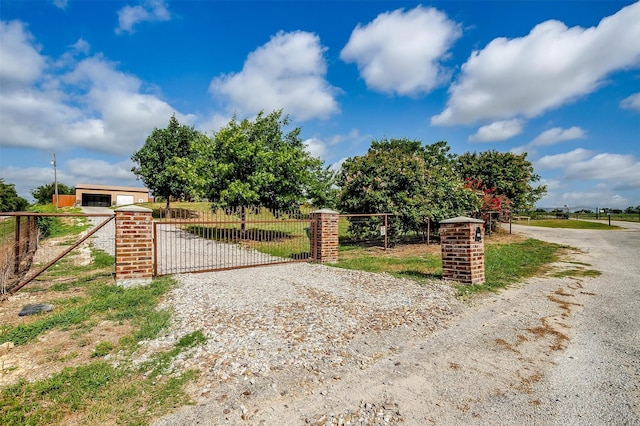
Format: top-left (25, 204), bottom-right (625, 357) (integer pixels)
top-left (1, 212), bottom-right (114, 296)
top-left (152, 216), bottom-right (317, 276)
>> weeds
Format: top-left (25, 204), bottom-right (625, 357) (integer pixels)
top-left (0, 245), bottom-right (203, 424)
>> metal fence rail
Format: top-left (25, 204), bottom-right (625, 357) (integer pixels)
top-left (153, 206), bottom-right (314, 275)
top-left (1, 215), bottom-right (37, 294)
top-left (1, 213), bottom-right (114, 296)
top-left (338, 213), bottom-right (435, 249)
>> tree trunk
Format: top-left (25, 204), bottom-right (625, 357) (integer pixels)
top-left (241, 205), bottom-right (247, 232)
top-left (165, 198), bottom-right (171, 219)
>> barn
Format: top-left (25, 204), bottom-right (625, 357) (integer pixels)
top-left (75, 184), bottom-right (150, 207)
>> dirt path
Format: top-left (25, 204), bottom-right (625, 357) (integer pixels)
top-left (155, 223), bottom-right (639, 425)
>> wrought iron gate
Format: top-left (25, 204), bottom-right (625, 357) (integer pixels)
top-left (153, 216), bottom-right (314, 276)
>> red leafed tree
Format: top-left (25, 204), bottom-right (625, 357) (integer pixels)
top-left (465, 178), bottom-right (511, 228)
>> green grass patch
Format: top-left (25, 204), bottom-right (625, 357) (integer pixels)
top-left (1, 208), bottom-right (202, 424)
top-left (0, 272), bottom-right (200, 424)
top-left (0, 360), bottom-right (198, 426)
top-left (29, 205), bottom-right (90, 238)
top-left (333, 253), bottom-right (442, 281)
top-left (331, 238), bottom-right (563, 297)
top-left (523, 219), bottom-right (620, 230)
top-left (91, 341), bottom-right (114, 357)
top-left (457, 239), bottom-right (563, 296)
top-left (551, 268), bottom-right (602, 278)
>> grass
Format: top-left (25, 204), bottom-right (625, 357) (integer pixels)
top-left (463, 238), bottom-right (564, 295)
top-left (0, 243), bottom-right (205, 424)
top-left (29, 205), bottom-right (91, 239)
top-left (522, 219), bottom-right (621, 230)
top-left (334, 252), bottom-right (442, 281)
top-left (333, 235), bottom-right (566, 297)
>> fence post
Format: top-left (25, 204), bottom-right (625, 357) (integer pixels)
top-left (13, 216), bottom-right (21, 275)
top-left (115, 206), bottom-right (153, 288)
top-left (310, 209), bottom-right (339, 263)
top-left (439, 216), bottom-right (485, 285)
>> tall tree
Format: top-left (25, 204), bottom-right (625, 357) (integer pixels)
top-left (30, 182), bottom-right (74, 205)
top-left (0, 179), bottom-right (29, 212)
top-left (456, 150), bottom-right (546, 210)
top-left (188, 110), bottom-right (325, 222)
top-left (131, 115), bottom-right (199, 216)
top-left (338, 138), bottom-right (480, 236)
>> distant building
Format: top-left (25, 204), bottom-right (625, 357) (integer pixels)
top-left (75, 184), bottom-right (150, 207)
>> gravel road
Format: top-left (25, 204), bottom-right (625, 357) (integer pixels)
top-left (148, 221), bottom-right (639, 425)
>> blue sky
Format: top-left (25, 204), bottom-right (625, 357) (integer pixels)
top-left (1, 0), bottom-right (639, 209)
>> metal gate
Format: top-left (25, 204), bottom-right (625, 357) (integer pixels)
top-left (1, 212), bottom-right (114, 296)
top-left (153, 215), bottom-right (315, 276)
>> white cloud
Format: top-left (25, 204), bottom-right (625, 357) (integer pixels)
top-left (53, 0), bottom-right (68, 10)
top-left (512, 126), bottom-right (586, 156)
top-left (0, 21), bottom-right (191, 156)
top-left (65, 158), bottom-right (136, 182)
top-left (330, 157), bottom-right (348, 173)
top-left (538, 188), bottom-right (631, 210)
top-left (340, 6), bottom-right (461, 96)
top-left (620, 92), bottom-right (640, 112)
top-left (530, 126), bottom-right (586, 147)
top-left (209, 31), bottom-right (340, 121)
top-left (70, 38), bottom-right (91, 55)
top-left (197, 113), bottom-right (231, 136)
top-left (0, 21), bottom-right (45, 89)
top-left (432, 1), bottom-right (640, 125)
top-left (116, 0), bottom-right (171, 34)
top-left (537, 149), bottom-right (640, 193)
top-left (304, 138), bottom-right (327, 159)
top-left (1, 158), bottom-right (141, 201)
top-left (468, 119), bottom-right (523, 142)
top-left (326, 128), bottom-right (370, 146)
top-left (536, 148), bottom-right (594, 169)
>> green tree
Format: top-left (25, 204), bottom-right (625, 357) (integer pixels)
top-left (131, 115), bottom-right (199, 216)
top-left (188, 110), bottom-right (326, 221)
top-left (30, 182), bottom-right (74, 205)
top-left (305, 163), bottom-right (338, 209)
top-left (456, 150), bottom-right (546, 210)
top-left (0, 179), bottom-right (29, 212)
top-left (337, 138), bottom-right (480, 238)
top-left (624, 205), bottom-right (639, 214)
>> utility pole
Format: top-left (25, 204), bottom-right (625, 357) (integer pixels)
top-left (51, 153), bottom-right (58, 208)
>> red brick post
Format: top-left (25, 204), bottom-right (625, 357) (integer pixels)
top-left (115, 206), bottom-right (153, 287)
top-left (310, 209), bottom-right (339, 263)
top-left (439, 216), bottom-right (485, 285)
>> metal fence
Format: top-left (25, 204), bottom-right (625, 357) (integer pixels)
top-left (0, 215), bottom-right (38, 294)
top-left (152, 206), bottom-right (314, 275)
top-left (0, 213), bottom-right (114, 296)
top-left (338, 213), bottom-right (436, 249)
top-left (513, 208), bottom-right (640, 222)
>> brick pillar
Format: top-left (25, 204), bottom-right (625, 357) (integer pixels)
top-left (115, 206), bottom-right (153, 288)
top-left (310, 209), bottom-right (339, 263)
top-left (439, 216), bottom-right (485, 285)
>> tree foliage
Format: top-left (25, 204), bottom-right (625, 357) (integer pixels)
top-left (337, 138), bottom-right (480, 237)
top-left (131, 115), bottom-right (198, 214)
top-left (456, 150), bottom-right (546, 210)
top-left (30, 182), bottom-right (74, 205)
top-left (188, 110), bottom-right (326, 213)
top-left (0, 179), bottom-right (29, 212)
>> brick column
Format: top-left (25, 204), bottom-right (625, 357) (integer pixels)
top-left (439, 216), bottom-right (485, 285)
top-left (310, 209), bottom-right (339, 263)
top-left (115, 206), bottom-right (153, 288)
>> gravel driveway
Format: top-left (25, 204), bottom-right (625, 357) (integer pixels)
top-left (149, 221), bottom-right (639, 425)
